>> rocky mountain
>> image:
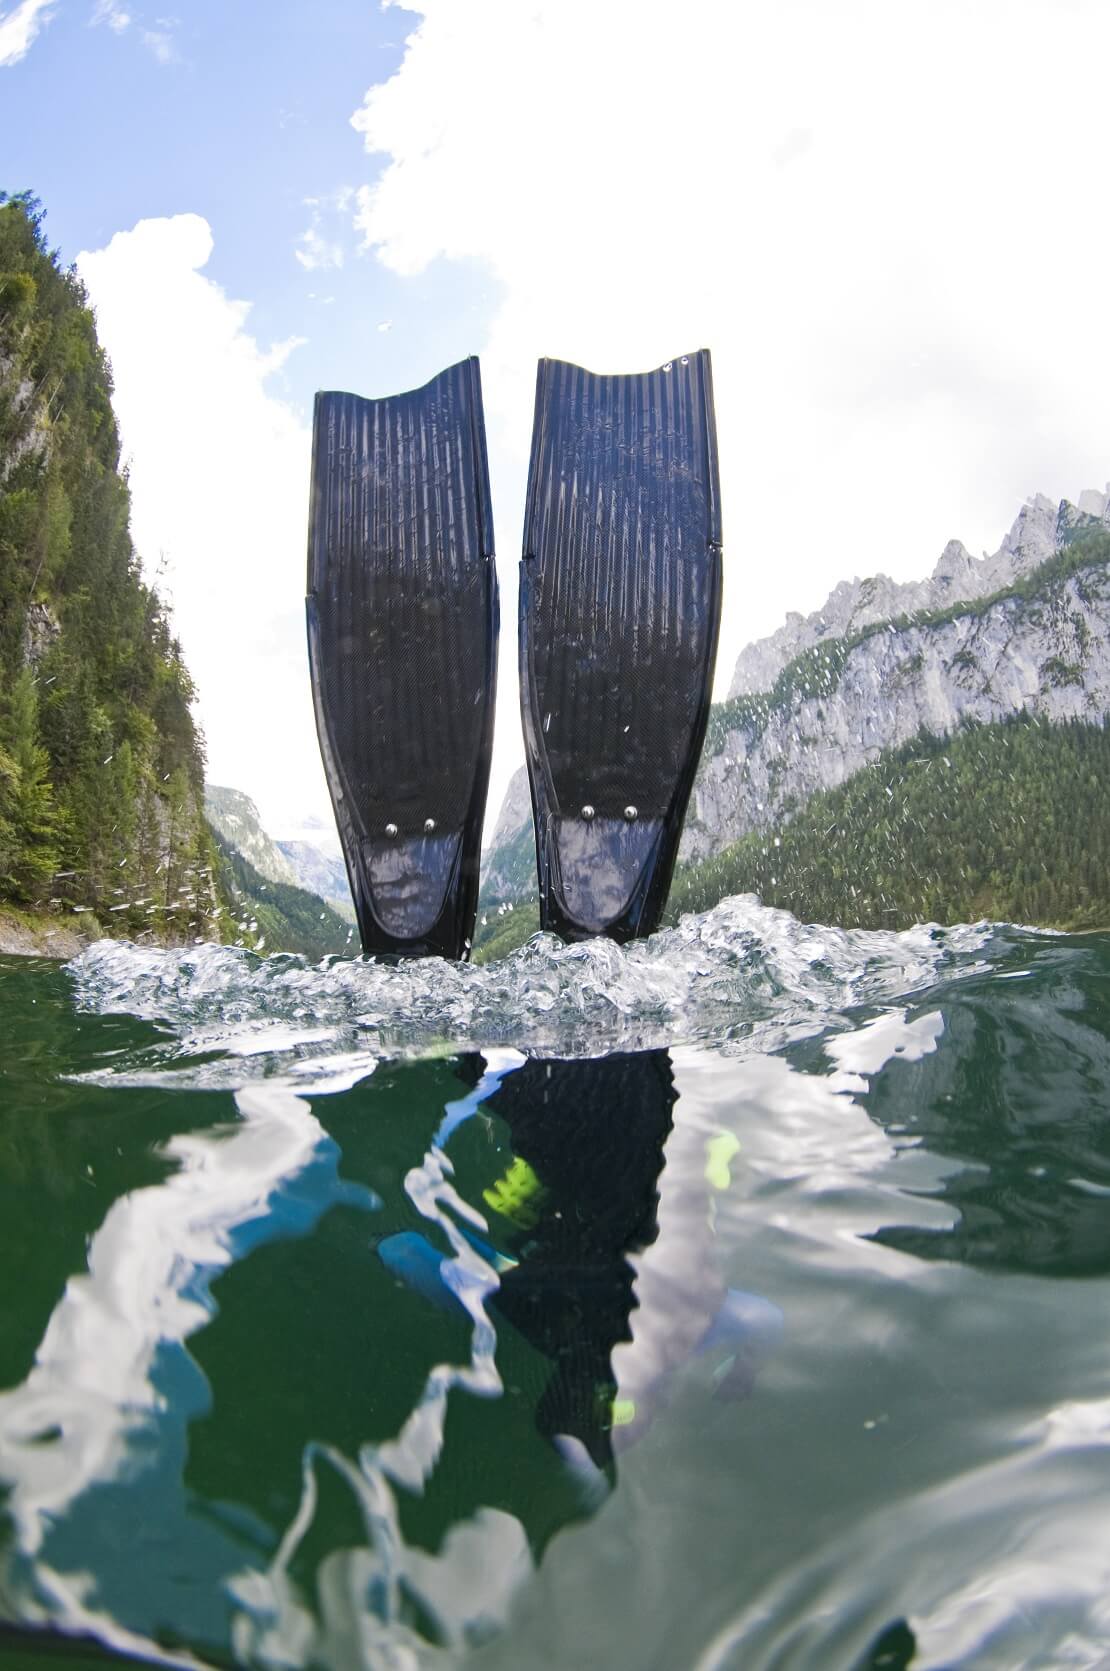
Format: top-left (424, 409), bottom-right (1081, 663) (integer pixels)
top-left (479, 766), bottom-right (533, 906)
top-left (276, 838), bottom-right (354, 922)
top-left (688, 506), bottom-right (1110, 863)
top-left (204, 786), bottom-right (298, 886)
top-left (203, 786), bottom-right (355, 956)
top-left (727, 489), bottom-right (1108, 697)
top-left (211, 830), bottom-right (352, 960)
top-left (477, 486), bottom-right (1110, 940)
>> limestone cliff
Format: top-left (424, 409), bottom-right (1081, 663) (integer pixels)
top-left (204, 786), bottom-right (298, 887)
top-left (727, 490), bottom-right (1109, 696)
top-left (687, 506), bottom-right (1110, 861)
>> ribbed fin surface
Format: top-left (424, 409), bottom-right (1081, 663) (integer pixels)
top-left (307, 358), bottom-right (497, 958)
top-left (520, 352), bottom-right (722, 940)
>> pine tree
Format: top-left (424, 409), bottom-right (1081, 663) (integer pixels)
top-left (0, 667), bottom-right (58, 899)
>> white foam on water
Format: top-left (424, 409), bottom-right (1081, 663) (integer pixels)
top-left (65, 895), bottom-right (993, 1090)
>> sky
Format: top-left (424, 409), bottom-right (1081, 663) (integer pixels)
top-left (3, 0), bottom-right (1109, 840)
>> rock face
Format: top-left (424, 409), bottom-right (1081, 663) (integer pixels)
top-left (21, 600), bottom-right (60, 667)
top-left (488, 766), bottom-right (530, 850)
top-left (728, 491), bottom-right (1108, 697)
top-left (205, 789), bottom-right (357, 921)
top-left (277, 839), bottom-right (354, 921)
top-left (481, 487), bottom-right (1110, 892)
top-left (0, 355), bottom-right (50, 487)
top-left (204, 787), bottom-right (298, 887)
top-left (480, 767), bottom-right (533, 902)
top-left (685, 503), bottom-right (1110, 862)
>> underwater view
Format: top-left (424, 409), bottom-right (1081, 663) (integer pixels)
top-left (3, 897), bottom-right (1110, 1669)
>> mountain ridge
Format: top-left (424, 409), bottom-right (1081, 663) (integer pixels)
top-left (204, 784), bottom-right (357, 941)
top-left (688, 523), bottom-right (1110, 861)
top-left (727, 488), bottom-right (1109, 698)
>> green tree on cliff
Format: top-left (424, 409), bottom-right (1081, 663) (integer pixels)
top-left (0, 190), bottom-right (221, 940)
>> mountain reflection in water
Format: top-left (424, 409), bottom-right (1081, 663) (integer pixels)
top-left (2, 901), bottom-right (1110, 1668)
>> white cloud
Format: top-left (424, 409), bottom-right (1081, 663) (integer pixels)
top-left (141, 24), bottom-right (173, 61)
top-left (351, 0), bottom-right (1110, 817)
top-left (92, 0), bottom-right (131, 32)
top-left (92, 2), bottom-right (179, 59)
top-left (295, 227), bottom-right (344, 272)
top-left (0, 0), bottom-right (54, 65)
top-left (294, 189), bottom-right (352, 273)
top-left (77, 216), bottom-right (327, 831)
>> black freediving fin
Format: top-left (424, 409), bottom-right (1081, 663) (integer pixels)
top-left (519, 352), bottom-right (722, 942)
top-left (307, 358), bottom-right (498, 959)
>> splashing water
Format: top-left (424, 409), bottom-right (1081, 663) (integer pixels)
top-left (66, 895), bottom-right (993, 1089)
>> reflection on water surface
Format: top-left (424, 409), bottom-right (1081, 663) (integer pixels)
top-left (2, 900), bottom-right (1110, 1667)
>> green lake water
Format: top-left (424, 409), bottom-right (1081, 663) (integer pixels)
top-left (2, 896), bottom-right (1110, 1669)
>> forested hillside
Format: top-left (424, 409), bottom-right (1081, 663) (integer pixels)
top-left (666, 714), bottom-right (1110, 932)
top-left (211, 831), bottom-right (352, 959)
top-left (0, 192), bottom-right (221, 943)
top-left (473, 713), bottom-right (1110, 959)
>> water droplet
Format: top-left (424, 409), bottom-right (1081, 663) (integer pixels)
top-left (680, 355), bottom-right (689, 365)
top-left (424, 817), bottom-right (437, 833)
top-left (624, 805), bottom-right (638, 822)
top-left (663, 362), bottom-right (672, 372)
top-left (581, 804), bottom-right (596, 821)
top-left (385, 822), bottom-right (399, 839)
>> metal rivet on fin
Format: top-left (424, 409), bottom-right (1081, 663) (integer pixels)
top-left (423, 817), bottom-right (436, 834)
top-left (384, 823), bottom-right (399, 839)
top-left (581, 804), bottom-right (596, 821)
top-left (663, 362), bottom-right (672, 372)
top-left (624, 805), bottom-right (639, 822)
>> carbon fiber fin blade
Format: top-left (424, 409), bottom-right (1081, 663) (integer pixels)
top-left (519, 352), bottom-right (722, 942)
top-left (307, 358), bottom-right (498, 959)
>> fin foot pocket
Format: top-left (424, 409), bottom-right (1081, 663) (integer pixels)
top-left (307, 358), bottom-right (498, 959)
top-left (519, 351), bottom-right (723, 941)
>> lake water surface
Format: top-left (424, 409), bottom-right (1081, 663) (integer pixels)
top-left (2, 897), bottom-right (1109, 1669)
